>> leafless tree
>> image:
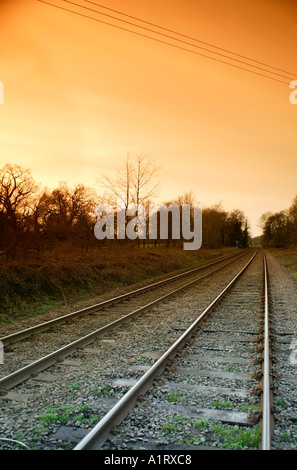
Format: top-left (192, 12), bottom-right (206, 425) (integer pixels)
top-left (0, 164), bottom-right (39, 255)
top-left (132, 154), bottom-right (160, 207)
top-left (98, 154), bottom-right (160, 240)
top-left (289, 196), bottom-right (297, 244)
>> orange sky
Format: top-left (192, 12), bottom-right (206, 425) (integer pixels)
top-left (0, 0), bottom-right (296, 237)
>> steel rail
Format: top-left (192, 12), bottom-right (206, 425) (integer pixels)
top-left (261, 253), bottom-right (272, 450)
top-left (0, 250), bottom-right (247, 347)
top-left (0, 250), bottom-right (253, 391)
top-left (73, 251), bottom-right (257, 450)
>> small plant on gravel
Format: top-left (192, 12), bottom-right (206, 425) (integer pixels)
top-left (211, 424), bottom-right (261, 449)
top-left (69, 381), bottom-right (80, 391)
top-left (241, 404), bottom-right (260, 412)
top-left (195, 418), bottom-right (209, 428)
top-left (33, 426), bottom-right (48, 437)
top-left (166, 391), bottom-right (181, 402)
top-left (137, 357), bottom-right (146, 363)
top-left (162, 424), bottom-right (178, 436)
top-left (89, 414), bottom-right (100, 425)
top-left (71, 404), bottom-right (100, 426)
top-left (279, 430), bottom-right (292, 442)
top-left (101, 384), bottom-right (112, 396)
top-left (172, 415), bottom-right (192, 424)
top-left (211, 400), bottom-right (233, 409)
top-left (182, 437), bottom-right (202, 445)
top-left (91, 386), bottom-right (100, 396)
top-left (275, 398), bottom-right (288, 409)
top-left (72, 413), bottom-right (98, 425)
top-left (39, 405), bottom-right (74, 426)
top-left (80, 404), bottom-right (91, 411)
top-left (91, 384), bottom-right (112, 397)
top-left (161, 416), bottom-right (211, 445)
top-left (225, 365), bottom-right (244, 373)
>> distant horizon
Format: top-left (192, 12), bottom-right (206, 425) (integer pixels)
top-left (2, 157), bottom-right (295, 239)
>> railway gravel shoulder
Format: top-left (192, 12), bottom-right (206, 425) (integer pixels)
top-left (265, 250), bottom-right (297, 450)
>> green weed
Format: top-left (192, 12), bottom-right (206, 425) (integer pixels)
top-left (166, 391), bottom-right (181, 402)
top-left (38, 405), bottom-right (74, 425)
top-left (211, 424), bottom-right (261, 449)
top-left (211, 400), bottom-right (233, 409)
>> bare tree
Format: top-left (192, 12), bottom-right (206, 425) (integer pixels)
top-left (289, 196), bottom-right (297, 244)
top-left (132, 154), bottom-right (160, 207)
top-left (0, 164), bottom-right (39, 255)
top-left (99, 154), bottom-right (132, 212)
top-left (98, 154), bottom-right (160, 240)
top-left (258, 212), bottom-right (273, 232)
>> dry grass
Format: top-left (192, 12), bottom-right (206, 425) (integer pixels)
top-left (0, 244), bottom-right (235, 323)
top-left (268, 247), bottom-right (297, 278)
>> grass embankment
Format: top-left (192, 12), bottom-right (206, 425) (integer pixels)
top-left (268, 247), bottom-right (297, 279)
top-left (0, 245), bottom-right (236, 324)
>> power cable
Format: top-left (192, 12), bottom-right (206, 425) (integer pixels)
top-left (82, 0), bottom-right (296, 79)
top-left (38, 0), bottom-right (290, 85)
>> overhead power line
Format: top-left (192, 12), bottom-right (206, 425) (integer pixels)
top-left (82, 0), bottom-right (296, 79)
top-left (66, 0), bottom-right (292, 81)
top-left (38, 0), bottom-right (292, 85)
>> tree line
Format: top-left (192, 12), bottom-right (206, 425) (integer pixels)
top-left (259, 196), bottom-right (297, 248)
top-left (0, 159), bottom-right (250, 258)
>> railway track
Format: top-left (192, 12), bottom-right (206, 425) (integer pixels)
top-left (74, 249), bottom-right (267, 450)
top-left (1, 248), bottom-right (296, 450)
top-left (0, 250), bottom-right (248, 388)
top-left (0, 250), bottom-right (244, 348)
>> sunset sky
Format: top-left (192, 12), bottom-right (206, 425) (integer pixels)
top-left (0, 0), bottom-right (296, 236)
